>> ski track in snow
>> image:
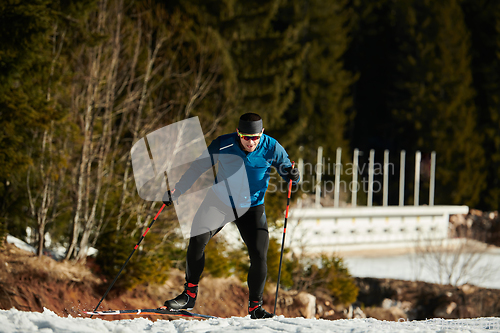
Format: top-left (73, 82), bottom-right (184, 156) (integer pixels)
top-left (1, 308), bottom-right (499, 333)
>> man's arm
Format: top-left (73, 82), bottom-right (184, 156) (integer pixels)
top-left (272, 142), bottom-right (300, 183)
top-left (171, 137), bottom-right (220, 196)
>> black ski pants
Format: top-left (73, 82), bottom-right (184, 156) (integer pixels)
top-left (185, 193), bottom-right (269, 302)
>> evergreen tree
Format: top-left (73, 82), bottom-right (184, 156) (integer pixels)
top-left (345, 0), bottom-right (491, 207)
top-left (298, 255), bottom-right (358, 305)
top-left (0, 0), bottom-right (55, 227)
top-left (344, 0), bottom-right (400, 153)
top-left (343, 0), bottom-right (404, 205)
top-left (0, 216), bottom-right (6, 247)
top-left (461, 0), bottom-right (500, 210)
top-left (94, 209), bottom-right (176, 290)
top-left (217, 0), bottom-right (305, 133)
top-left (289, 0), bottom-right (356, 191)
top-left (392, 0), bottom-right (485, 206)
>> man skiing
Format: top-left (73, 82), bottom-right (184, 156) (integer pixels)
top-left (161, 113), bottom-right (299, 319)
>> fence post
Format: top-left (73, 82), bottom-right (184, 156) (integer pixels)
top-left (414, 151), bottom-right (421, 206)
top-left (352, 149), bottom-right (359, 207)
top-left (399, 150), bottom-right (406, 206)
top-left (334, 147), bottom-right (342, 208)
top-left (368, 149), bottom-right (375, 207)
top-left (315, 146), bottom-right (323, 208)
top-left (383, 150), bottom-right (389, 206)
top-left (429, 151), bottom-right (436, 206)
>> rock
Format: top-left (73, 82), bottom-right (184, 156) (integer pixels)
top-left (400, 301), bottom-right (412, 313)
top-left (345, 304), bottom-right (353, 319)
top-left (450, 209), bottom-right (500, 245)
top-left (281, 294), bottom-right (294, 307)
top-left (382, 298), bottom-right (396, 309)
top-left (470, 209), bottom-right (483, 216)
top-left (364, 307), bottom-right (405, 321)
top-left (316, 304), bottom-right (324, 317)
top-left (450, 214), bottom-right (466, 225)
top-left (433, 301), bottom-right (457, 318)
top-left (389, 306), bottom-right (407, 320)
top-left (459, 284), bottom-right (476, 295)
top-left (345, 304), bottom-right (366, 319)
top-left (356, 276), bottom-right (500, 321)
top-left (379, 298), bottom-right (408, 320)
top-left (295, 292), bottom-right (316, 319)
top-left (353, 306), bottom-right (366, 319)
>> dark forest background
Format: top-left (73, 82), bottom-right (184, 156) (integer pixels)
top-left (0, 0), bottom-right (499, 287)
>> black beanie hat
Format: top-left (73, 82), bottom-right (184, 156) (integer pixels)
top-left (238, 113), bottom-right (263, 134)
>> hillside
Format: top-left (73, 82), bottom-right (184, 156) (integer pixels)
top-left (0, 243), bottom-right (331, 320)
top-left (1, 243), bottom-right (500, 321)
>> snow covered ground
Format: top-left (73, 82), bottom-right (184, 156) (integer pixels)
top-left (3, 235), bottom-right (500, 332)
top-left (343, 247), bottom-right (500, 289)
top-left (5, 235), bottom-right (36, 254)
top-left (1, 308), bottom-right (500, 333)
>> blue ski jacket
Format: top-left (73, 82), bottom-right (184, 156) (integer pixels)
top-left (175, 132), bottom-right (296, 207)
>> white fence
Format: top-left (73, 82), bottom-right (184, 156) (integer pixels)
top-left (301, 147), bottom-right (437, 208)
top-left (281, 205), bottom-right (469, 255)
top-left (224, 147), bottom-right (470, 256)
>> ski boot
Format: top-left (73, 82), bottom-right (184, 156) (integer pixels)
top-left (248, 299), bottom-right (274, 319)
top-left (161, 282), bottom-right (198, 310)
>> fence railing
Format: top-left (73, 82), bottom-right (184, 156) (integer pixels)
top-left (280, 147), bottom-right (469, 255)
top-left (297, 147), bottom-right (437, 208)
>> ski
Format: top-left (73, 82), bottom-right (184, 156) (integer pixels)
top-left (84, 308), bottom-right (217, 319)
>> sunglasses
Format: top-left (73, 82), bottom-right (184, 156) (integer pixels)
top-left (238, 131), bottom-right (262, 141)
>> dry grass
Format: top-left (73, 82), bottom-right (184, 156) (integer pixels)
top-left (0, 244), bottom-right (101, 285)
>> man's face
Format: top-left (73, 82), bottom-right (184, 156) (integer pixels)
top-left (237, 129), bottom-right (263, 152)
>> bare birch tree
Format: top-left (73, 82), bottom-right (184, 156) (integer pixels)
top-left (66, 0), bottom-right (108, 260)
top-left (413, 236), bottom-right (499, 286)
top-left (60, 0), bottom-right (232, 267)
top-left (26, 20), bottom-right (67, 258)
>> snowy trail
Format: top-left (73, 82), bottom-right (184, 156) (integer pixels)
top-left (1, 308), bottom-right (499, 333)
top-left (343, 249), bottom-right (500, 289)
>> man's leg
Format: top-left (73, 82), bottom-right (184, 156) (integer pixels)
top-left (185, 224), bottom-right (221, 284)
top-left (235, 205), bottom-right (274, 318)
top-left (163, 194), bottom-right (228, 310)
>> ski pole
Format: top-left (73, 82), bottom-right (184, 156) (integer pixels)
top-left (274, 162), bottom-right (295, 315)
top-left (90, 203), bottom-right (167, 317)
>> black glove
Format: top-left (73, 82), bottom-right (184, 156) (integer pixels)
top-left (284, 166), bottom-right (300, 182)
top-left (162, 189), bottom-right (181, 206)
